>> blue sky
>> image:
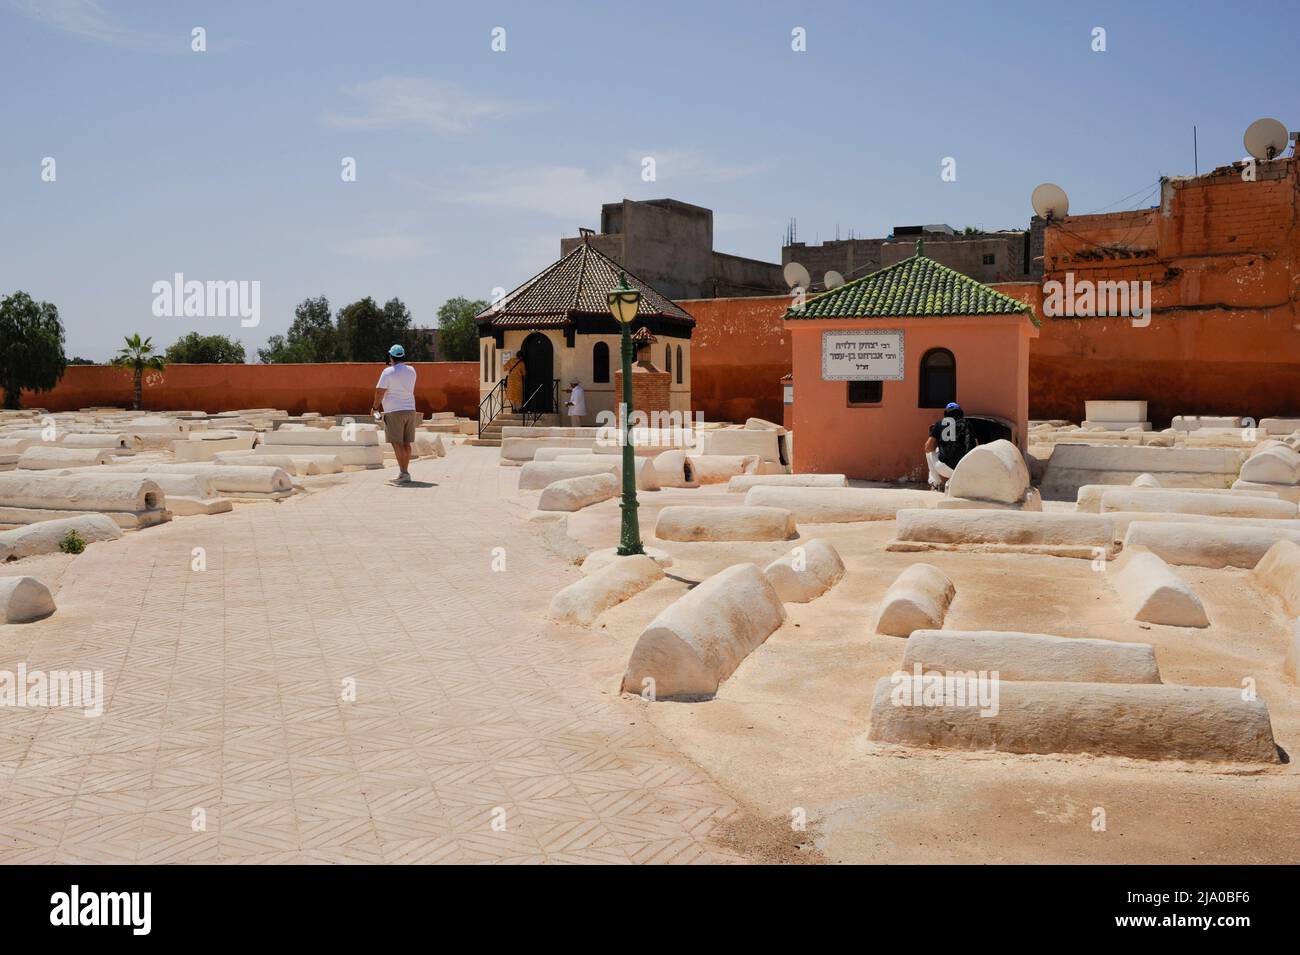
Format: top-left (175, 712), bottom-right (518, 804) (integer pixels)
top-left (2, 0), bottom-right (1296, 360)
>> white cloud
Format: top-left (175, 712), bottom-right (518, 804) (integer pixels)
top-left (638, 149), bottom-right (768, 184)
top-left (326, 77), bottom-right (515, 134)
top-left (399, 164), bottom-right (627, 220)
top-left (398, 150), bottom-right (765, 222)
top-left (11, 0), bottom-right (177, 52)
top-left (338, 234), bottom-right (433, 262)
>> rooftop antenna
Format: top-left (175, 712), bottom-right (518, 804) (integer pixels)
top-left (1031, 182), bottom-right (1070, 221)
top-left (783, 261), bottom-right (811, 292)
top-left (1193, 124), bottom-right (1198, 175)
top-left (1243, 117), bottom-right (1290, 160)
top-left (823, 270), bottom-right (845, 289)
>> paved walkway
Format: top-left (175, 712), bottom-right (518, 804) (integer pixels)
top-left (0, 447), bottom-right (744, 863)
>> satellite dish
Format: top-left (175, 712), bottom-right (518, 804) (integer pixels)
top-left (784, 261), bottom-right (811, 290)
top-left (1031, 183), bottom-right (1070, 220)
top-left (1244, 118), bottom-right (1289, 160)
top-left (824, 270), bottom-right (845, 289)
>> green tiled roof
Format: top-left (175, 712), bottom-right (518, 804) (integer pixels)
top-left (786, 242), bottom-right (1037, 324)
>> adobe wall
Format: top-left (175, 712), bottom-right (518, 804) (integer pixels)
top-left (684, 159), bottom-right (1300, 426)
top-left (1033, 157), bottom-right (1300, 425)
top-left (21, 362), bottom-right (480, 417)
top-left (680, 294), bottom-right (792, 424)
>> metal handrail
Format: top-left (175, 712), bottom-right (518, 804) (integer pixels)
top-left (520, 378), bottom-right (560, 427)
top-left (477, 377), bottom-right (508, 437)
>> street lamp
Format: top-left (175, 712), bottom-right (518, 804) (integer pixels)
top-left (607, 272), bottom-right (644, 556)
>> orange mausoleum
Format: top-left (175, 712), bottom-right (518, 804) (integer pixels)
top-left (783, 242), bottom-right (1037, 481)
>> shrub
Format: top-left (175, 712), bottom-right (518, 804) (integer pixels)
top-left (59, 529), bottom-right (86, 555)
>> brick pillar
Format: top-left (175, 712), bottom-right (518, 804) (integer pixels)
top-left (614, 367), bottom-right (672, 417)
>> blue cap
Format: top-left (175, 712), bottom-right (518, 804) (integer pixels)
top-left (388, 344), bottom-right (405, 358)
top-left (945, 402), bottom-right (960, 411)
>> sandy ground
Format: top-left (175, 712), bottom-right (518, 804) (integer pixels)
top-left (0, 552), bottom-right (77, 596)
top-left (539, 477), bottom-right (1300, 864)
top-left (4, 446), bottom-right (1295, 863)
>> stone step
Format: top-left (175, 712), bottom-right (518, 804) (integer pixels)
top-left (476, 412), bottom-right (563, 441)
top-left (466, 437), bottom-right (502, 447)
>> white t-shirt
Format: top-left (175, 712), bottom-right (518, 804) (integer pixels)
top-left (376, 362), bottom-right (417, 412)
top-left (567, 385), bottom-right (586, 417)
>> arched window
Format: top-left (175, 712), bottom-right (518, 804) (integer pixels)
top-left (665, 345), bottom-right (672, 376)
top-left (482, 344), bottom-right (489, 382)
top-left (675, 346), bottom-right (683, 385)
top-left (919, 348), bottom-right (956, 408)
top-left (592, 341), bottom-right (610, 383)
top-left (490, 345), bottom-right (497, 380)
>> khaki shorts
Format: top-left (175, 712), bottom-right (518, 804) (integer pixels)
top-left (383, 410), bottom-right (420, 445)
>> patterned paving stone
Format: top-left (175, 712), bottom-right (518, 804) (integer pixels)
top-left (0, 446), bottom-right (746, 864)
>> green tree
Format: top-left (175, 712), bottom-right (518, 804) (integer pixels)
top-left (436, 296), bottom-right (487, 361)
top-left (165, 332), bottom-right (246, 364)
top-left (258, 295), bottom-right (338, 363)
top-left (67, 356), bottom-right (96, 365)
top-left (385, 298), bottom-right (436, 361)
top-left (337, 296), bottom-right (423, 361)
top-left (402, 328), bottom-right (436, 361)
top-left (0, 291), bottom-right (67, 410)
top-left (111, 334), bottom-right (167, 411)
top-left (335, 297), bottom-right (383, 361)
top-left (257, 334), bottom-right (297, 364)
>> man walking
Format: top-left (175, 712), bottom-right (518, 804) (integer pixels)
top-left (563, 378), bottom-right (586, 428)
top-left (372, 344), bottom-right (419, 484)
top-left (924, 401), bottom-right (977, 491)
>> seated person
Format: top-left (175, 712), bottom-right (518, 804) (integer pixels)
top-left (924, 402), bottom-right (978, 491)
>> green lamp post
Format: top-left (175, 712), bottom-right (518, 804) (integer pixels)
top-left (607, 273), bottom-right (644, 556)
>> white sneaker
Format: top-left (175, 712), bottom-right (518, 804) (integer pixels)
top-left (392, 471), bottom-right (411, 484)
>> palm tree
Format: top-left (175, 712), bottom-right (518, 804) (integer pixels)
top-left (112, 334), bottom-right (166, 410)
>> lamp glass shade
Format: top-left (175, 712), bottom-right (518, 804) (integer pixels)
top-left (607, 286), bottom-right (641, 325)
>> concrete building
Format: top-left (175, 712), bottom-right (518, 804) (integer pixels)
top-left (476, 240), bottom-right (694, 424)
top-left (783, 223), bottom-right (1033, 288)
top-left (560, 198), bottom-right (786, 300)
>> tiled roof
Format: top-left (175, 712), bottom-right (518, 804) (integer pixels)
top-left (786, 242), bottom-right (1037, 324)
top-left (477, 243), bottom-right (694, 328)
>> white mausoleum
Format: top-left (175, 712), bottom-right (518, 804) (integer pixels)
top-left (476, 241), bottom-right (695, 423)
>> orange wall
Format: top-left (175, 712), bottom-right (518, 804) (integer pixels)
top-left (21, 362), bottom-right (480, 417)
top-left (1032, 158), bottom-right (1300, 425)
top-left (680, 294), bottom-right (792, 423)
top-left (683, 160), bottom-right (1300, 427)
top-left (787, 316), bottom-right (1034, 481)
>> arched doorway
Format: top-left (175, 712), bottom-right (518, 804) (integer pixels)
top-left (520, 332), bottom-right (554, 413)
top-left (918, 348), bottom-right (956, 408)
